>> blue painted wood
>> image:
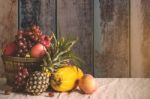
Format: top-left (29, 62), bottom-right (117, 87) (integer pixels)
top-left (18, 0), bottom-right (130, 77)
top-left (94, 0), bottom-right (130, 77)
top-left (19, 0), bottom-right (56, 34)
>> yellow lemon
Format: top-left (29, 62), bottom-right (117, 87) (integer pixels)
top-left (50, 66), bottom-right (83, 92)
top-left (72, 66), bottom-right (84, 80)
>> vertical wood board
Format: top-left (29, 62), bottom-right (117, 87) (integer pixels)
top-left (57, 0), bottom-right (94, 74)
top-left (131, 0), bottom-right (150, 77)
top-left (131, 0), bottom-right (143, 77)
top-left (94, 0), bottom-right (130, 77)
top-left (19, 0), bottom-right (56, 34)
top-left (0, 0), bottom-right (18, 73)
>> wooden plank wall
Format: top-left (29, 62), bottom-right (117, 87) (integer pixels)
top-left (57, 0), bottom-right (94, 74)
top-left (19, 0), bottom-right (56, 34)
top-left (19, 0), bottom-right (94, 74)
top-left (0, 0), bottom-right (18, 73)
top-left (0, 0), bottom-right (149, 77)
top-left (94, 0), bottom-right (130, 77)
top-left (131, 0), bottom-right (150, 77)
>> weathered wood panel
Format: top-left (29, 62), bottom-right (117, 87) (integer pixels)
top-left (131, 0), bottom-right (150, 77)
top-left (0, 0), bottom-right (18, 73)
top-left (94, 0), bottom-right (130, 77)
top-left (19, 0), bottom-right (56, 34)
top-left (57, 0), bottom-right (94, 74)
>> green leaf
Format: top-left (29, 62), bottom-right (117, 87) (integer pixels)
top-left (41, 33), bottom-right (83, 72)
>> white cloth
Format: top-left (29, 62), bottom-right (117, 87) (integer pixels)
top-left (0, 78), bottom-right (150, 99)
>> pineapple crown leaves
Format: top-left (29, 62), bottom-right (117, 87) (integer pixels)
top-left (42, 33), bottom-right (84, 72)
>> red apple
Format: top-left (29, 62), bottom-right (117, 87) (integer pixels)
top-left (3, 42), bottom-right (16, 56)
top-left (78, 74), bottom-right (96, 94)
top-left (31, 43), bottom-right (46, 58)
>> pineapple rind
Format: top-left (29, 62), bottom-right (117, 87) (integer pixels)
top-left (26, 71), bottom-right (49, 95)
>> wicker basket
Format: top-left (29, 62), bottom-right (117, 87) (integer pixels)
top-left (1, 55), bottom-right (42, 85)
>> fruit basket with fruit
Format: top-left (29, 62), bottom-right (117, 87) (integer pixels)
top-left (1, 25), bottom-right (96, 95)
top-left (1, 25), bottom-right (52, 85)
top-left (2, 55), bottom-right (40, 85)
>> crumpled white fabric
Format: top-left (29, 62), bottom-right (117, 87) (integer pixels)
top-left (0, 78), bottom-right (150, 99)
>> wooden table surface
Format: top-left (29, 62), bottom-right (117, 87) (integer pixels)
top-left (0, 78), bottom-right (150, 99)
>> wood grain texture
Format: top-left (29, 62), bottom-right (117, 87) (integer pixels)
top-left (57, 0), bottom-right (94, 74)
top-left (130, 0), bottom-right (143, 77)
top-left (94, 0), bottom-right (130, 77)
top-left (19, 0), bottom-right (56, 34)
top-left (0, 0), bottom-right (18, 73)
top-left (131, 0), bottom-right (150, 77)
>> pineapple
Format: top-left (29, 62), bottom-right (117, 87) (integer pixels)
top-left (26, 71), bottom-right (49, 95)
top-left (43, 33), bottom-right (82, 72)
top-left (42, 33), bottom-right (84, 92)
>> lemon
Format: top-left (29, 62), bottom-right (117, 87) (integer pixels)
top-left (50, 66), bottom-right (83, 92)
top-left (72, 66), bottom-right (83, 80)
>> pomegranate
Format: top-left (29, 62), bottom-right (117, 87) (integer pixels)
top-left (3, 42), bottom-right (16, 56)
top-left (40, 35), bottom-right (52, 48)
top-left (31, 43), bottom-right (46, 58)
top-left (78, 74), bottom-right (96, 94)
top-left (41, 40), bottom-right (51, 48)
